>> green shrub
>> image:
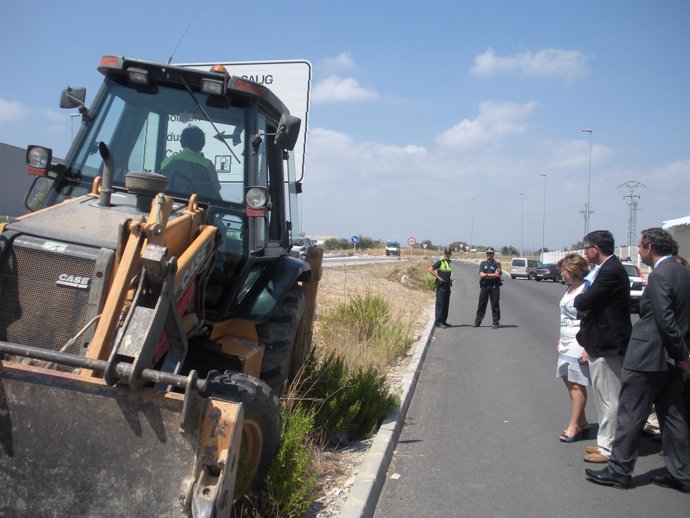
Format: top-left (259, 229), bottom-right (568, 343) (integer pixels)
top-left (251, 403), bottom-right (319, 517)
top-left (303, 353), bottom-right (399, 442)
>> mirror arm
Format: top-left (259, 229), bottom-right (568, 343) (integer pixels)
top-left (79, 104), bottom-right (92, 123)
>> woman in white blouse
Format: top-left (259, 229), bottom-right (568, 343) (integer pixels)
top-left (556, 253), bottom-right (592, 442)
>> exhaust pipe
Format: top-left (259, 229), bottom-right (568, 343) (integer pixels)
top-left (98, 141), bottom-right (114, 207)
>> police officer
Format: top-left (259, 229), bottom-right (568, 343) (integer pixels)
top-left (428, 248), bottom-right (454, 328)
top-left (474, 247), bottom-right (502, 328)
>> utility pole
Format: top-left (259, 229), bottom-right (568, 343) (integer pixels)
top-left (518, 192), bottom-right (524, 256)
top-left (618, 181), bottom-right (646, 249)
top-left (582, 129), bottom-right (593, 234)
top-left (469, 196), bottom-right (476, 259)
top-left (539, 173), bottom-right (547, 260)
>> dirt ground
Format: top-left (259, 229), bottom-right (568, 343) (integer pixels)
top-left (304, 258), bottom-right (435, 517)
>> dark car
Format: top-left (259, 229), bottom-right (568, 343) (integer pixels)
top-left (289, 237), bottom-right (317, 260)
top-left (535, 263), bottom-right (562, 282)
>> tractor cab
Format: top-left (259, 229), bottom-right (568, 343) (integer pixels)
top-left (24, 56), bottom-right (305, 323)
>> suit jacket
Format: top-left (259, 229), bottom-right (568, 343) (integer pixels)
top-left (574, 255), bottom-right (632, 357)
top-left (623, 257), bottom-right (690, 371)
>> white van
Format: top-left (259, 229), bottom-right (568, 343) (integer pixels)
top-left (510, 257), bottom-right (542, 280)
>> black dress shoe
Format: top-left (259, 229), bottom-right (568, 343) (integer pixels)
top-left (436, 323), bottom-right (448, 329)
top-left (651, 473), bottom-right (690, 493)
top-left (442, 322), bottom-right (452, 327)
top-left (584, 467), bottom-right (630, 489)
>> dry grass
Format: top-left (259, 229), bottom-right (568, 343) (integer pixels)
top-left (313, 259), bottom-right (434, 372)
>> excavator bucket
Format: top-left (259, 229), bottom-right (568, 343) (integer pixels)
top-left (0, 362), bottom-right (242, 518)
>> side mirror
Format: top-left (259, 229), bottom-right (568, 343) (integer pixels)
top-left (25, 176), bottom-right (54, 212)
top-left (274, 114), bottom-right (301, 151)
top-left (60, 86), bottom-right (86, 109)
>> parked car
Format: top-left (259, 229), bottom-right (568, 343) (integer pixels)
top-left (289, 237), bottom-right (317, 260)
top-left (621, 262), bottom-right (646, 313)
top-left (510, 257), bottom-right (542, 279)
top-left (535, 263), bottom-right (562, 282)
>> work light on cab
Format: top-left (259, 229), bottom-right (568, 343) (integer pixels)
top-left (26, 146), bottom-right (52, 176)
top-left (126, 67), bottom-right (149, 86)
top-left (245, 187), bottom-right (267, 216)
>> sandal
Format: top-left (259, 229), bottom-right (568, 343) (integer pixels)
top-left (559, 426), bottom-right (582, 443)
top-left (563, 423), bottom-right (592, 435)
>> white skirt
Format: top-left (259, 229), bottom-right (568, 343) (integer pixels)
top-left (556, 353), bottom-right (590, 386)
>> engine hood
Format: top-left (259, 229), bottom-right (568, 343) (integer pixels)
top-left (6, 192), bottom-right (187, 250)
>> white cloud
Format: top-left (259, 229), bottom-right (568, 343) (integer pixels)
top-left (308, 127), bottom-right (427, 182)
top-left (322, 52), bottom-right (356, 71)
top-left (0, 98), bottom-right (28, 124)
top-left (311, 75), bottom-right (380, 103)
top-left (435, 100), bottom-right (539, 150)
top-left (43, 109), bottom-right (67, 132)
top-left (651, 159), bottom-right (690, 182)
top-left (540, 138), bottom-right (612, 170)
top-left (471, 47), bottom-right (589, 80)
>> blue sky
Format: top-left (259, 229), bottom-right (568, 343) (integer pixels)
top-left (1, 0), bottom-right (688, 251)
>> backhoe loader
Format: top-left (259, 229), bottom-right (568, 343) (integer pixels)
top-left (0, 55), bottom-right (318, 517)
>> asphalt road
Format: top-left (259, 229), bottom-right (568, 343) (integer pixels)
top-left (374, 260), bottom-right (687, 517)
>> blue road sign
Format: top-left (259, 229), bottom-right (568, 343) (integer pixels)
top-left (351, 235), bottom-right (359, 244)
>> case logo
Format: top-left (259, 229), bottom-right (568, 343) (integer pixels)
top-left (56, 274), bottom-right (91, 289)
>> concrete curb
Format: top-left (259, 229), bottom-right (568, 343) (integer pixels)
top-left (337, 315), bottom-right (436, 518)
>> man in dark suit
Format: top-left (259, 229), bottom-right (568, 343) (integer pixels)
top-left (574, 230), bottom-right (632, 463)
top-left (585, 228), bottom-right (690, 492)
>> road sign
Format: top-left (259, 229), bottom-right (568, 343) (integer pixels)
top-left (351, 235), bottom-right (359, 244)
top-left (179, 60), bottom-right (311, 181)
top-left (407, 237), bottom-right (416, 246)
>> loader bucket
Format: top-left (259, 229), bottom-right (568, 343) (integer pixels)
top-left (0, 362), bottom-right (242, 518)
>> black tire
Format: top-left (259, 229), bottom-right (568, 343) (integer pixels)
top-left (206, 371), bottom-right (281, 497)
top-left (535, 278), bottom-right (542, 282)
top-left (256, 284), bottom-right (306, 396)
top-left (527, 273), bottom-right (534, 280)
top-left (511, 275), bottom-right (516, 279)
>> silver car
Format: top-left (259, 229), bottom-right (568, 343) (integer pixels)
top-left (289, 237), bottom-right (317, 260)
top-left (622, 262), bottom-right (646, 314)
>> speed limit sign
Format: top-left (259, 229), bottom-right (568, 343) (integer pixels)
top-left (407, 236), bottom-right (416, 246)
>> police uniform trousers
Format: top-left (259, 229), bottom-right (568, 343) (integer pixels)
top-left (435, 282), bottom-right (451, 324)
top-left (475, 283), bottom-right (500, 325)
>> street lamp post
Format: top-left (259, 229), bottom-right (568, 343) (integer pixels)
top-left (518, 192), bottom-right (524, 256)
top-left (539, 173), bottom-right (547, 261)
top-left (469, 196), bottom-right (475, 259)
top-left (582, 129), bottom-right (593, 235)
top-left (529, 204), bottom-right (535, 258)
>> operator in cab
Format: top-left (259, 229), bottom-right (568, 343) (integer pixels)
top-left (162, 125), bottom-right (222, 200)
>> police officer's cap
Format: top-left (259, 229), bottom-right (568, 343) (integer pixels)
top-left (486, 247), bottom-right (495, 254)
top-left (444, 248), bottom-right (452, 255)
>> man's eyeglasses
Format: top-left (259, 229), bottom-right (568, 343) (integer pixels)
top-left (583, 245), bottom-right (597, 251)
